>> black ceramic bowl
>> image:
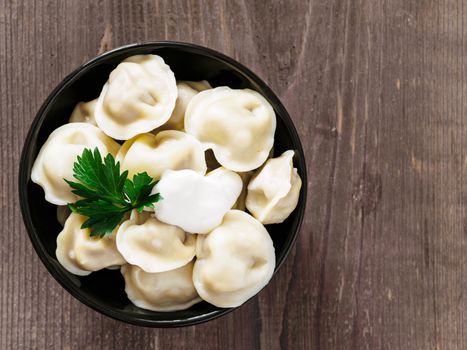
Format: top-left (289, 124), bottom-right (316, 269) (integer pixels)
top-left (19, 42), bottom-right (307, 327)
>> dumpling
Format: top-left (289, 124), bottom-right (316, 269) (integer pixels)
top-left (193, 210), bottom-right (275, 307)
top-left (246, 150), bottom-right (302, 224)
top-left (232, 171), bottom-right (254, 211)
top-left (156, 80), bottom-right (211, 131)
top-left (116, 210), bottom-right (196, 273)
top-left (116, 130), bottom-right (207, 179)
top-left (185, 87), bottom-right (276, 172)
top-left (95, 54), bottom-right (177, 140)
top-left (56, 213), bottom-right (125, 276)
top-left (153, 168), bottom-right (242, 234)
top-left (69, 99), bottom-right (97, 125)
top-left (122, 261), bottom-right (201, 312)
top-left (31, 123), bottom-right (120, 205)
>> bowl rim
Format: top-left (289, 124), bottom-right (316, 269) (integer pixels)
top-left (18, 41), bottom-right (308, 327)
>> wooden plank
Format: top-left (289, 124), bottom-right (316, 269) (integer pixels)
top-left (1, 0), bottom-right (466, 349)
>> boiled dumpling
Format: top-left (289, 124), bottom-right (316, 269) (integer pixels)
top-left (95, 54), bottom-right (177, 140)
top-left (156, 80), bottom-right (211, 131)
top-left (153, 168), bottom-right (242, 234)
top-left (193, 210), bottom-right (275, 307)
top-left (116, 130), bottom-right (207, 179)
top-left (246, 150), bottom-right (302, 224)
top-left (56, 213), bottom-right (125, 276)
top-left (185, 87), bottom-right (276, 172)
top-left (69, 99), bottom-right (97, 125)
top-left (232, 171), bottom-right (254, 211)
top-left (31, 123), bottom-right (120, 205)
top-left (122, 261), bottom-right (201, 312)
top-left (116, 210), bottom-right (196, 273)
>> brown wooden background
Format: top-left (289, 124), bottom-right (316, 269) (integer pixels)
top-left (1, 0), bottom-right (467, 349)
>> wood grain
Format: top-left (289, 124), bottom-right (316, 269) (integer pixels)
top-left (1, 0), bottom-right (466, 349)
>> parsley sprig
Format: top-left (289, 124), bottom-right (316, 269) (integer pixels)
top-left (65, 148), bottom-right (162, 237)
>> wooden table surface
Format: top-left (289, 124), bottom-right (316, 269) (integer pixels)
top-left (1, 0), bottom-right (466, 349)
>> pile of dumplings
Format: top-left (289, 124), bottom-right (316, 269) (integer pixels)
top-left (31, 54), bottom-right (302, 311)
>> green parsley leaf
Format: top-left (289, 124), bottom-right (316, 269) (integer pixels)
top-left (123, 172), bottom-right (158, 208)
top-left (65, 148), bottom-right (162, 238)
top-left (135, 193), bottom-right (163, 213)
